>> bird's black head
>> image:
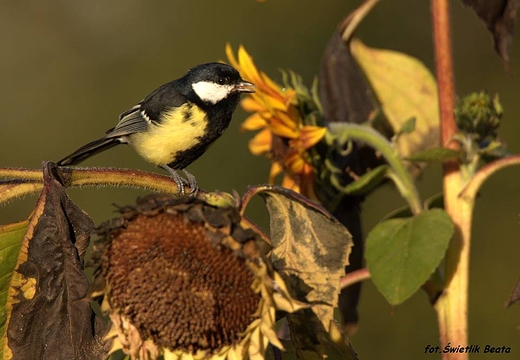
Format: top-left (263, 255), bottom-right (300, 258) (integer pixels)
top-left (184, 62), bottom-right (255, 106)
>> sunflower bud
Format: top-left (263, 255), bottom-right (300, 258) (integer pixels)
top-left (455, 92), bottom-right (502, 141)
top-left (91, 194), bottom-right (305, 360)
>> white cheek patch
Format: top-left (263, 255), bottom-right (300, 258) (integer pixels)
top-left (192, 81), bottom-right (234, 104)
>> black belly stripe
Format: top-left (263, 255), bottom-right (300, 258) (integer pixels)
top-left (181, 103), bottom-right (193, 123)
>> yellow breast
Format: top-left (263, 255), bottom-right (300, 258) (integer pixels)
top-left (128, 103), bottom-right (208, 166)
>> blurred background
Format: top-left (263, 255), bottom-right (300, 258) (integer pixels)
top-left (1, 0), bottom-right (519, 358)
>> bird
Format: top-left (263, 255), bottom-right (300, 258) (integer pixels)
top-left (57, 62), bottom-right (255, 196)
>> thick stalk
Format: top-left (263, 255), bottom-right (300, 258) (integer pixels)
top-left (431, 0), bottom-right (469, 359)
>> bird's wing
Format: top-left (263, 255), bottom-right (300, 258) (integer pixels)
top-left (106, 80), bottom-right (188, 138)
top-left (104, 104), bottom-right (151, 138)
top-left (139, 80), bottom-right (188, 123)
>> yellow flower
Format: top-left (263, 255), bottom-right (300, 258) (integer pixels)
top-left (226, 44), bottom-right (326, 197)
top-left (92, 195), bottom-right (307, 360)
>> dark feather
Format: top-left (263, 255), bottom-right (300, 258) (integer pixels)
top-left (107, 108), bottom-right (150, 138)
top-left (139, 80), bottom-right (188, 122)
top-left (57, 137), bottom-right (121, 166)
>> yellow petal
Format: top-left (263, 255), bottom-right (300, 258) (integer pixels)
top-left (271, 272), bottom-right (310, 312)
top-left (241, 113), bottom-right (267, 131)
top-left (225, 347), bottom-right (241, 360)
top-left (180, 351), bottom-right (195, 360)
top-left (238, 45), bottom-right (263, 86)
top-left (299, 125), bottom-right (327, 149)
top-left (276, 111), bottom-right (299, 131)
top-left (269, 123), bottom-right (297, 139)
top-left (225, 43), bottom-right (240, 70)
top-left (248, 129), bottom-right (272, 155)
top-left (283, 88), bottom-right (298, 106)
top-left (163, 349), bottom-right (178, 360)
top-left (240, 97), bottom-right (265, 113)
top-left (284, 152), bottom-right (306, 174)
top-left (268, 162), bottom-right (283, 183)
top-left (246, 326), bottom-right (265, 360)
top-left (268, 112), bottom-right (299, 139)
top-left (281, 175), bottom-right (300, 193)
top-left (261, 72), bottom-right (286, 99)
top-left (262, 94), bottom-right (289, 112)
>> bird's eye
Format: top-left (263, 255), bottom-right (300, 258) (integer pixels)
top-left (217, 77), bottom-right (226, 85)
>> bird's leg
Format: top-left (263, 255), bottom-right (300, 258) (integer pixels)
top-left (161, 165), bottom-right (186, 196)
top-left (182, 169), bottom-right (198, 196)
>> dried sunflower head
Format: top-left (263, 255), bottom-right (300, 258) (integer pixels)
top-left (90, 194), bottom-right (306, 360)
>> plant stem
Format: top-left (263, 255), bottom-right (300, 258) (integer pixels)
top-left (431, 0), bottom-right (469, 359)
top-left (340, 268), bottom-right (371, 289)
top-left (328, 123), bottom-right (423, 214)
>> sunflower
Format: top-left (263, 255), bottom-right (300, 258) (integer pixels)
top-left (91, 194), bottom-right (306, 360)
top-left (226, 44), bottom-right (326, 198)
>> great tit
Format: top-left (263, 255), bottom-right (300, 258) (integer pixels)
top-left (57, 62), bottom-right (255, 195)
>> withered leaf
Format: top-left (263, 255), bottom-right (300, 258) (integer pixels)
top-left (5, 162), bottom-right (106, 360)
top-left (462, 0), bottom-right (520, 71)
top-left (276, 321), bottom-right (358, 360)
top-left (318, 24), bottom-right (389, 193)
top-left (316, 1), bottom-right (383, 334)
top-left (319, 29), bottom-right (376, 126)
top-left (251, 185), bottom-right (353, 356)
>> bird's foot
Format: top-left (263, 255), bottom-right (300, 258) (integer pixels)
top-left (161, 166), bottom-right (198, 197)
top-left (182, 169), bottom-right (198, 197)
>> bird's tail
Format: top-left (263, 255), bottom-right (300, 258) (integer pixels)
top-left (57, 137), bottom-right (121, 166)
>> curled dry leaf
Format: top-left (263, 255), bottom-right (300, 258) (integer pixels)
top-left (250, 185), bottom-right (353, 356)
top-left (3, 162), bottom-right (106, 360)
top-left (462, 0), bottom-right (520, 71)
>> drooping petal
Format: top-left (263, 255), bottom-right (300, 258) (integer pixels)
top-left (240, 97), bottom-right (265, 113)
top-left (248, 129), bottom-right (272, 155)
top-left (241, 113), bottom-right (267, 131)
top-left (225, 43), bottom-right (240, 71)
top-left (298, 125), bottom-right (327, 150)
top-left (268, 162), bottom-right (283, 184)
top-left (261, 73), bottom-right (288, 100)
top-left (268, 113), bottom-right (298, 138)
top-left (281, 174), bottom-right (300, 193)
top-left (238, 45), bottom-right (263, 86)
top-left (258, 72), bottom-right (285, 100)
top-left (284, 151), bottom-right (306, 174)
top-left (260, 93), bottom-right (289, 112)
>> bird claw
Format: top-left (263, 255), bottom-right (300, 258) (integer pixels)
top-left (183, 169), bottom-right (198, 197)
top-left (161, 166), bottom-right (198, 197)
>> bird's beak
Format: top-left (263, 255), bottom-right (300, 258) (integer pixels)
top-left (234, 80), bottom-right (255, 93)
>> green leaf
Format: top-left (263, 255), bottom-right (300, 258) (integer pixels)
top-left (382, 193), bottom-right (444, 221)
top-left (351, 39), bottom-right (440, 176)
top-left (0, 220), bottom-right (28, 360)
top-left (398, 117), bottom-right (416, 135)
top-left (406, 148), bottom-right (461, 163)
top-left (366, 209), bottom-right (454, 305)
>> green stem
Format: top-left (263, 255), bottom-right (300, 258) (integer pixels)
top-left (0, 166), bottom-right (183, 206)
top-left (431, 0), bottom-right (468, 358)
top-left (460, 155), bottom-right (520, 201)
top-left (328, 123), bottom-right (422, 214)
